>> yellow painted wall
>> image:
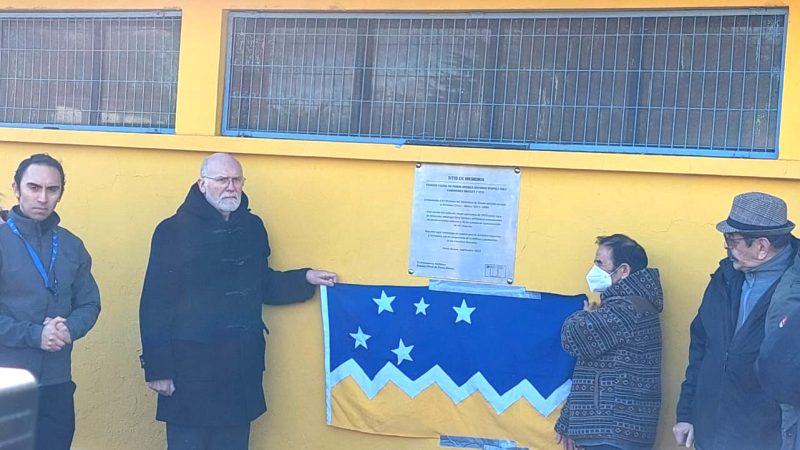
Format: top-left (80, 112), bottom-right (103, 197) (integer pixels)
top-left (0, 1), bottom-right (798, 449)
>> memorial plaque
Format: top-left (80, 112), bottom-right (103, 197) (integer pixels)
top-left (409, 163), bottom-right (520, 283)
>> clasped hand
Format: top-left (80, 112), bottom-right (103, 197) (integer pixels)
top-left (40, 316), bottom-right (71, 352)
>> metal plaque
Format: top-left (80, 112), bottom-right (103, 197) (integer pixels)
top-left (409, 163), bottom-right (520, 284)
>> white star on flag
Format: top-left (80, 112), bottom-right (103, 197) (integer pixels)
top-left (414, 297), bottom-right (430, 315)
top-left (453, 299), bottom-right (476, 324)
top-left (349, 327), bottom-right (371, 349)
top-left (391, 339), bottom-right (414, 365)
top-left (372, 290), bottom-right (395, 314)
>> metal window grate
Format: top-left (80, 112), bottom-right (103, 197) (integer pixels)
top-left (0, 11), bottom-right (181, 133)
top-left (223, 10), bottom-right (786, 158)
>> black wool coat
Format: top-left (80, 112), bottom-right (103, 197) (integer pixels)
top-left (139, 184), bottom-right (315, 426)
top-left (676, 250), bottom-right (793, 450)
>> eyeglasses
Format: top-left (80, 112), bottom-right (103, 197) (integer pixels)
top-left (723, 234), bottom-right (749, 247)
top-left (202, 176), bottom-right (246, 188)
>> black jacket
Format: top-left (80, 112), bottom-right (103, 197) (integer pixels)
top-left (676, 254), bottom-right (789, 450)
top-left (139, 184), bottom-right (315, 426)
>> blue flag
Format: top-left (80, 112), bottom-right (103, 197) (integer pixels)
top-left (321, 283), bottom-right (584, 446)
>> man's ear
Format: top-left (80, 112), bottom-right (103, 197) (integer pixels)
top-left (618, 263), bottom-right (632, 280)
top-left (197, 178), bottom-right (206, 194)
top-left (12, 182), bottom-right (19, 199)
top-left (757, 238), bottom-right (773, 260)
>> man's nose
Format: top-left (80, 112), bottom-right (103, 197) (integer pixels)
top-left (36, 190), bottom-right (48, 202)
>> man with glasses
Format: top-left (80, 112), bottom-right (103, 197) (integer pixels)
top-left (139, 153), bottom-right (337, 450)
top-left (0, 154), bottom-right (101, 450)
top-left (674, 192), bottom-right (797, 450)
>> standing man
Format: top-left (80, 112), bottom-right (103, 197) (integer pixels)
top-left (674, 192), bottom-right (797, 450)
top-left (139, 153), bottom-right (337, 450)
top-left (556, 234), bottom-right (663, 450)
top-left (0, 154), bottom-right (101, 450)
top-left (758, 213), bottom-right (800, 450)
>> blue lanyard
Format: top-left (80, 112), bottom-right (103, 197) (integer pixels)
top-left (6, 217), bottom-right (58, 295)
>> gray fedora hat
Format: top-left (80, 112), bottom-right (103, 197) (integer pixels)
top-left (717, 192), bottom-right (795, 235)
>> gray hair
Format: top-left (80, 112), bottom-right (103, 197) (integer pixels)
top-left (199, 153), bottom-right (240, 177)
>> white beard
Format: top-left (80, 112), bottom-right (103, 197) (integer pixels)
top-left (204, 192), bottom-right (241, 214)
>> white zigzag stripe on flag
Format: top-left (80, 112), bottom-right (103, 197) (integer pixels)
top-left (329, 359), bottom-right (571, 416)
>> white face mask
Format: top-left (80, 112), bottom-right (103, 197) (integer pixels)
top-left (586, 264), bottom-right (616, 293)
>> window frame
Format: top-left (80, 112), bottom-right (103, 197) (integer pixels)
top-left (222, 9), bottom-right (788, 159)
top-left (0, 10), bottom-right (182, 134)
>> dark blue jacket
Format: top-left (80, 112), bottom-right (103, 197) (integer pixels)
top-left (677, 254), bottom-right (788, 450)
top-left (139, 184), bottom-right (315, 426)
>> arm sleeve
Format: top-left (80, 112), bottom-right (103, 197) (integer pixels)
top-left (139, 223), bottom-right (180, 381)
top-left (676, 311), bottom-right (707, 423)
top-left (64, 242), bottom-right (101, 341)
top-left (262, 267), bottom-right (316, 305)
top-left (560, 304), bottom-right (628, 360)
top-left (258, 221), bottom-right (316, 305)
top-left (758, 307), bottom-right (800, 405)
top-left (0, 315), bottom-right (44, 349)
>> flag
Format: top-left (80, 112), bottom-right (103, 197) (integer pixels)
top-left (321, 283), bottom-right (585, 448)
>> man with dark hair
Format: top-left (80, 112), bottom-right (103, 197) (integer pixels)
top-left (595, 234), bottom-right (649, 273)
top-left (139, 153), bottom-right (338, 450)
top-left (0, 153), bottom-right (101, 450)
top-left (674, 192), bottom-right (797, 450)
top-left (556, 233), bottom-right (663, 450)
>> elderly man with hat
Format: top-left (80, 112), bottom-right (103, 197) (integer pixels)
top-left (674, 192), bottom-right (796, 450)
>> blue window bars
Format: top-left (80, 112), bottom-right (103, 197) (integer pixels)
top-left (223, 10), bottom-right (787, 158)
top-left (0, 11), bottom-right (181, 133)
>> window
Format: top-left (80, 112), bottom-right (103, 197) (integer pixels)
top-left (224, 10), bottom-right (786, 158)
top-left (0, 11), bottom-right (181, 133)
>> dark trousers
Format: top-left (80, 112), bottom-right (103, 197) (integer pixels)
top-left (35, 381), bottom-right (76, 450)
top-left (166, 422), bottom-right (251, 450)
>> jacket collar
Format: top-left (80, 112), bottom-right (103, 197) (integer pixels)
top-left (177, 183), bottom-right (251, 224)
top-left (8, 205), bottom-right (60, 238)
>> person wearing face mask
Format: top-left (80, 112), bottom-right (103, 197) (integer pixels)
top-left (555, 234), bottom-right (663, 450)
top-left (673, 192), bottom-right (797, 450)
